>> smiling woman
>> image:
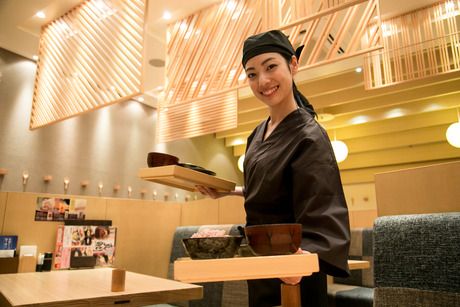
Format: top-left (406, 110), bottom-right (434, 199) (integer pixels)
top-left (198, 30), bottom-right (351, 307)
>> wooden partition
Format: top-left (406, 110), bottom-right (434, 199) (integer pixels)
top-left (0, 192), bottom-right (246, 278)
top-left (0, 192), bottom-right (7, 232)
top-left (105, 199), bottom-right (182, 278)
top-left (375, 161), bottom-right (460, 216)
top-left (0, 190), bottom-right (377, 278)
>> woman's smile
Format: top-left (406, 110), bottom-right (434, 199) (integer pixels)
top-left (261, 85), bottom-right (279, 97)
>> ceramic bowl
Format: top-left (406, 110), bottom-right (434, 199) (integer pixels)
top-left (244, 223), bottom-right (302, 256)
top-left (147, 152), bottom-right (179, 167)
top-left (182, 236), bottom-right (243, 259)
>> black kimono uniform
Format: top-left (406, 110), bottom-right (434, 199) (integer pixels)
top-left (243, 108), bottom-right (350, 307)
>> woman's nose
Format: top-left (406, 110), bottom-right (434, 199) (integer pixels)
top-left (258, 73), bottom-right (270, 86)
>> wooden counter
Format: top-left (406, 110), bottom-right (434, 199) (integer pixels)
top-left (138, 165), bottom-right (236, 192)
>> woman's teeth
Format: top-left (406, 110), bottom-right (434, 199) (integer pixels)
top-left (262, 86), bottom-right (278, 96)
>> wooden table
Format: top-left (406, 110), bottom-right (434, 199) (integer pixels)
top-left (0, 268), bottom-right (202, 306)
top-left (347, 259), bottom-right (370, 270)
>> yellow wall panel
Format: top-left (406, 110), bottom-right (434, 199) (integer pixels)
top-left (375, 161), bottom-right (460, 216)
top-left (181, 198), bottom-right (219, 226)
top-left (0, 192), bottom-right (7, 233)
top-left (218, 196), bottom-right (246, 225)
top-left (105, 199), bottom-right (181, 278)
top-left (341, 142), bottom-right (460, 170)
top-left (349, 210), bottom-right (377, 228)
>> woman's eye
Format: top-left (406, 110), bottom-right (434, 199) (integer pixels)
top-left (247, 73), bottom-right (256, 79)
top-left (267, 64), bottom-right (277, 71)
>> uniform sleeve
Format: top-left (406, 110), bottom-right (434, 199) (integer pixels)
top-left (290, 130), bottom-right (350, 277)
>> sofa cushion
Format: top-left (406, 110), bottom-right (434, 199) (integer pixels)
top-left (373, 213), bottom-right (460, 293)
top-left (328, 284), bottom-right (374, 307)
top-left (374, 287), bottom-right (460, 307)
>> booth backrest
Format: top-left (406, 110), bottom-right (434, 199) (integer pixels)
top-left (168, 224), bottom-right (248, 307)
top-left (328, 227), bottom-right (374, 307)
top-left (333, 227), bottom-right (374, 288)
top-left (373, 213), bottom-right (460, 307)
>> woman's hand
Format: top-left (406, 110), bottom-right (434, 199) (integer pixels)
top-left (279, 248), bottom-right (310, 285)
top-left (195, 185), bottom-right (228, 199)
top-left (196, 185), bottom-right (244, 199)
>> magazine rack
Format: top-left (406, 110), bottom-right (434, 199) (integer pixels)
top-left (138, 165), bottom-right (236, 192)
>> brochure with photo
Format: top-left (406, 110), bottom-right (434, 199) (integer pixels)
top-left (0, 235), bottom-right (18, 258)
top-left (35, 197), bottom-right (87, 221)
top-left (54, 225), bottom-right (116, 269)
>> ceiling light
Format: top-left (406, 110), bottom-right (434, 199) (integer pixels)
top-left (36, 11), bottom-right (46, 19)
top-left (163, 11), bottom-right (172, 20)
top-left (355, 67), bottom-right (363, 73)
top-left (446, 108), bottom-right (460, 148)
top-left (386, 108), bottom-right (405, 118)
top-left (137, 96), bottom-right (145, 102)
top-left (226, 1), bottom-right (237, 10)
top-left (350, 115), bottom-right (369, 125)
top-left (32, 55), bottom-right (39, 61)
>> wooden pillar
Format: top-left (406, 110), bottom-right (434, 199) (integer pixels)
top-left (281, 283), bottom-right (301, 307)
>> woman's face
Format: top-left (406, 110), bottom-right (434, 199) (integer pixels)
top-left (245, 52), bottom-right (298, 108)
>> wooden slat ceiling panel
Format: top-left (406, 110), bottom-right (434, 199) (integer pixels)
top-left (30, 0), bottom-right (145, 129)
top-left (364, 0), bottom-right (460, 89)
top-left (159, 0), bottom-right (381, 143)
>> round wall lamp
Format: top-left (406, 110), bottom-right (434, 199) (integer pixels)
top-left (446, 108), bottom-right (460, 148)
top-left (331, 140), bottom-right (349, 163)
top-left (238, 154), bottom-right (245, 173)
top-left (330, 130), bottom-right (349, 163)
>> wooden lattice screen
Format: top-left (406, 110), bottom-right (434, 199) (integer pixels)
top-left (158, 0), bottom-right (382, 143)
top-left (364, 0), bottom-right (460, 89)
top-left (30, 0), bottom-right (145, 129)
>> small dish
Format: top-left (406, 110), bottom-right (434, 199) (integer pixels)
top-left (178, 163), bottom-right (216, 176)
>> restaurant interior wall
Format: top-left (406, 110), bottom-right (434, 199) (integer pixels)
top-left (0, 48), bottom-right (243, 200)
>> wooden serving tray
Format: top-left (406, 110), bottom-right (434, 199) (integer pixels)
top-left (173, 254), bottom-right (319, 283)
top-left (138, 165), bottom-right (236, 192)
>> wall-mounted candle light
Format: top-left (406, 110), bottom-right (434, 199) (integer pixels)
top-left (22, 171), bottom-right (30, 185)
top-left (127, 186), bottom-right (132, 198)
top-left (174, 193), bottom-right (179, 201)
top-left (98, 181), bottom-right (104, 195)
top-left (80, 180), bottom-right (89, 188)
top-left (153, 190), bottom-right (157, 200)
top-left (63, 177), bottom-right (70, 192)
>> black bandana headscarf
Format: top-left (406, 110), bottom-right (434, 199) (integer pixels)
top-left (242, 30), bottom-right (298, 68)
